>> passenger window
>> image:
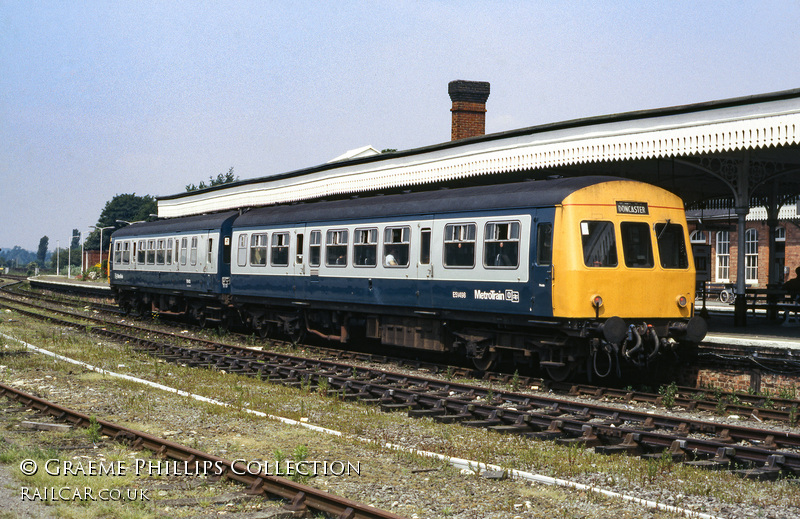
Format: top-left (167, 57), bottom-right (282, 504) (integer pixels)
top-left (146, 240), bottom-right (156, 265)
top-left (122, 241), bottom-right (130, 265)
top-left (420, 229), bottom-right (431, 265)
top-left (180, 237), bottom-right (188, 266)
top-left (655, 223), bottom-right (689, 269)
top-left (271, 232), bottom-right (289, 266)
top-left (156, 239), bottom-right (166, 265)
top-left (113, 242), bottom-right (121, 265)
top-left (444, 223), bottom-right (476, 268)
top-left (354, 228), bottom-right (377, 267)
top-left (166, 238), bottom-right (173, 265)
top-left (621, 222), bottom-right (654, 268)
top-left (326, 229), bottom-right (348, 267)
top-left (384, 226), bottom-right (410, 267)
top-left (237, 234), bottom-right (248, 267)
top-left (484, 221), bottom-right (519, 268)
top-left (536, 223), bottom-right (552, 266)
top-left (309, 230), bottom-right (321, 267)
top-left (207, 238), bottom-right (214, 265)
top-left (190, 237), bottom-right (198, 266)
top-left (137, 240), bottom-right (146, 264)
top-left (249, 233), bottom-right (268, 266)
top-left (581, 221), bottom-right (617, 267)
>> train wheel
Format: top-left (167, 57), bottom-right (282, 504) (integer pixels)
top-left (545, 363), bottom-right (574, 382)
top-left (253, 315), bottom-right (272, 339)
top-left (471, 350), bottom-right (497, 371)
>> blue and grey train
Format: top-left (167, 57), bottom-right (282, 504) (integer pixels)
top-left (110, 176), bottom-right (706, 380)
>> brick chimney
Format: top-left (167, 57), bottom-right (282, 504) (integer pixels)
top-left (448, 80), bottom-right (490, 141)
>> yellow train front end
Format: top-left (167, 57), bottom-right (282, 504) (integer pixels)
top-left (550, 180), bottom-right (706, 377)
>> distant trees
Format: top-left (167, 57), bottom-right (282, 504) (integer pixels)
top-left (37, 236), bottom-right (49, 265)
top-left (186, 167), bottom-right (238, 192)
top-left (84, 194), bottom-right (157, 252)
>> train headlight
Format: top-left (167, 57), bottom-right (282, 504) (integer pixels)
top-left (591, 295), bottom-right (603, 308)
top-left (676, 295), bottom-right (688, 308)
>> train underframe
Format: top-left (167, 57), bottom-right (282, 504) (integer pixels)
top-left (114, 287), bottom-right (705, 382)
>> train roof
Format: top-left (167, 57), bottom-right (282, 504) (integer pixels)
top-left (233, 176), bottom-right (629, 227)
top-left (111, 211), bottom-right (239, 239)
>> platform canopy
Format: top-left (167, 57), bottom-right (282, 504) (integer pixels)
top-left (158, 88), bottom-right (800, 219)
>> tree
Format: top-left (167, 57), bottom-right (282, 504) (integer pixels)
top-left (185, 167), bottom-right (238, 192)
top-left (84, 194), bottom-right (157, 252)
top-left (37, 236), bottom-right (49, 266)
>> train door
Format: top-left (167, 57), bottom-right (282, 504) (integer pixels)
top-left (416, 221), bottom-right (434, 307)
top-left (292, 229), bottom-right (306, 298)
top-left (532, 210), bottom-right (554, 315)
top-left (219, 234), bottom-right (232, 294)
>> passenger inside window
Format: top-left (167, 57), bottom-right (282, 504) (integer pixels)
top-left (383, 227), bottom-right (410, 267)
top-left (444, 223), bottom-right (476, 267)
top-left (484, 222), bottom-right (519, 268)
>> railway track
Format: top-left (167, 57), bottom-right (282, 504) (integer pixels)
top-left (2, 290), bottom-right (798, 481)
top-left (0, 382), bottom-right (406, 519)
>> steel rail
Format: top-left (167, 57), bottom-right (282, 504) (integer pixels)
top-left (0, 382), bottom-right (406, 519)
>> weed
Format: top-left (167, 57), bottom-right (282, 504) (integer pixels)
top-left (658, 381), bottom-right (678, 409)
top-left (87, 415), bottom-right (102, 444)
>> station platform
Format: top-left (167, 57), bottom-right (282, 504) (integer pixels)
top-left (18, 276), bottom-right (800, 350)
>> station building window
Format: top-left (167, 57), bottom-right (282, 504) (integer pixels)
top-left (581, 221), bottom-right (617, 267)
top-left (715, 231), bottom-right (730, 282)
top-left (484, 221), bottom-right (519, 268)
top-left (444, 223), bottom-right (476, 268)
top-left (620, 222), bottom-right (654, 268)
top-left (690, 230), bottom-right (708, 244)
top-left (271, 233), bottom-right (289, 266)
top-left (250, 233), bottom-right (268, 266)
top-left (326, 230), bottom-right (348, 267)
top-left (383, 226), bottom-right (410, 267)
top-left (745, 228), bottom-right (758, 283)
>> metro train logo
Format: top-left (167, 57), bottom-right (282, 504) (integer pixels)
top-left (473, 289), bottom-right (520, 303)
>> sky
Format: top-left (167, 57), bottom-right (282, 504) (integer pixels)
top-left (2, 1), bottom-right (800, 251)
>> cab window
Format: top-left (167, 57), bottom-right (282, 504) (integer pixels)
top-left (621, 222), bottom-right (654, 268)
top-left (484, 221), bottom-right (519, 268)
top-left (536, 223), bottom-right (552, 266)
top-left (581, 221), bottom-right (617, 267)
top-left (655, 223), bottom-right (688, 269)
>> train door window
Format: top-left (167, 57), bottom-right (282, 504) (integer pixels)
top-left (536, 223), bottom-right (552, 266)
top-left (249, 233), bottom-right (268, 266)
top-left (326, 229), bottom-right (348, 267)
top-left (166, 238), bottom-right (173, 265)
top-left (354, 228), bottom-right (377, 267)
top-left (443, 223), bottom-right (476, 268)
top-left (180, 237), bottom-right (188, 266)
top-left (581, 221), bottom-right (617, 267)
top-left (655, 223), bottom-right (688, 269)
top-left (309, 230), bottom-right (321, 267)
top-left (190, 237), bottom-right (198, 266)
top-left (383, 226), bottom-right (410, 267)
top-left (420, 228), bottom-right (431, 265)
top-left (620, 222), bottom-right (654, 268)
top-left (237, 234), bottom-right (248, 267)
top-left (222, 236), bottom-right (232, 265)
top-left (271, 232), bottom-right (290, 266)
top-left (484, 221), bottom-right (519, 268)
top-left (295, 234), bottom-right (304, 264)
top-left (146, 240), bottom-right (156, 265)
top-left (156, 239), bottom-right (166, 265)
top-left (207, 238), bottom-right (214, 265)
